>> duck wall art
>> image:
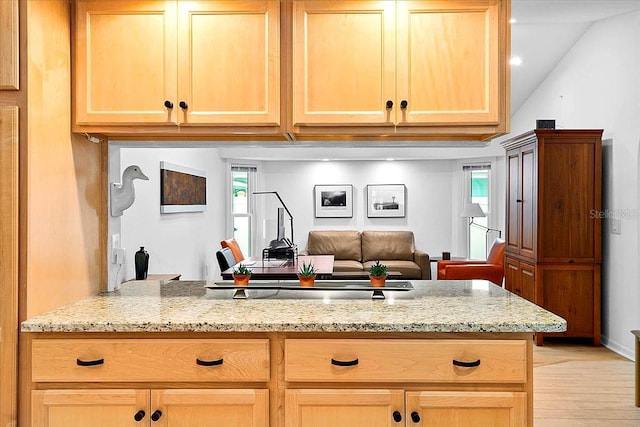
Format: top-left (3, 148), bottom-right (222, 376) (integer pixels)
top-left (110, 165), bottom-right (149, 217)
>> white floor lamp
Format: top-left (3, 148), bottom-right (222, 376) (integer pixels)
top-left (461, 202), bottom-right (502, 256)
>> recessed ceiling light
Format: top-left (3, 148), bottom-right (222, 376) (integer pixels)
top-left (321, 158), bottom-right (330, 162)
top-left (510, 56), bottom-right (522, 66)
top-left (509, 18), bottom-right (517, 24)
top-left (386, 158), bottom-right (395, 161)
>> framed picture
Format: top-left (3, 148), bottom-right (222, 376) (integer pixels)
top-left (367, 184), bottom-right (406, 218)
top-left (160, 161), bottom-right (207, 213)
top-left (314, 185), bottom-right (353, 218)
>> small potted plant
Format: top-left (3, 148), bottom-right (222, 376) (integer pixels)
top-left (232, 264), bottom-right (252, 286)
top-left (297, 261), bottom-right (317, 287)
top-left (368, 260), bottom-right (388, 287)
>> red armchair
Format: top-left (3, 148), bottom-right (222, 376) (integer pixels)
top-left (437, 238), bottom-right (506, 285)
top-left (221, 238), bottom-right (245, 263)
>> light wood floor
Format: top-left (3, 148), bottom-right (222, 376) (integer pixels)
top-left (533, 341), bottom-right (638, 426)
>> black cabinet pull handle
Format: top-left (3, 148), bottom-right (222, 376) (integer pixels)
top-left (179, 101), bottom-right (188, 110)
top-left (392, 410), bottom-right (402, 422)
top-left (76, 358), bottom-right (104, 366)
top-left (134, 410), bottom-right (146, 422)
top-left (386, 100), bottom-right (393, 109)
top-left (400, 100), bottom-right (408, 110)
top-left (453, 359), bottom-right (481, 368)
top-left (331, 358), bottom-right (358, 367)
top-left (196, 358), bottom-right (223, 366)
top-left (411, 411), bottom-right (421, 423)
top-left (151, 410), bottom-right (163, 422)
top-left (516, 199), bottom-right (523, 202)
top-left (164, 100), bottom-right (173, 109)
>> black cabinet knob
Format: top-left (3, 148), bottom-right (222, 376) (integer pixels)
top-left (386, 100), bottom-right (393, 109)
top-left (179, 101), bottom-right (188, 110)
top-left (400, 100), bottom-right (408, 110)
top-left (164, 100), bottom-right (173, 109)
top-left (134, 410), bottom-right (146, 422)
top-left (411, 411), bottom-right (421, 423)
top-left (392, 410), bottom-right (402, 422)
top-left (151, 410), bottom-right (163, 422)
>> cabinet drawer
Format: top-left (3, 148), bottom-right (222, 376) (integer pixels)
top-left (285, 339), bottom-right (526, 384)
top-left (32, 339), bottom-right (269, 382)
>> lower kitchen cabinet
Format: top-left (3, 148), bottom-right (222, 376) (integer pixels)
top-left (32, 388), bottom-right (268, 427)
top-left (285, 389), bottom-right (404, 427)
top-left (27, 335), bottom-right (535, 425)
top-left (407, 391), bottom-right (527, 427)
top-left (285, 389), bottom-right (526, 427)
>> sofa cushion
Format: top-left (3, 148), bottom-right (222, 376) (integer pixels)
top-left (361, 231), bottom-right (415, 262)
top-left (306, 230), bottom-right (362, 261)
top-left (363, 260), bottom-right (421, 279)
top-left (333, 260), bottom-right (365, 272)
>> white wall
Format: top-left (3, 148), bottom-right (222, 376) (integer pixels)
top-left (108, 147), bottom-right (227, 287)
top-left (494, 10), bottom-right (640, 358)
top-left (258, 160), bottom-right (460, 259)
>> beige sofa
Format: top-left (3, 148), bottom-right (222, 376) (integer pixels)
top-left (299, 230), bottom-right (431, 279)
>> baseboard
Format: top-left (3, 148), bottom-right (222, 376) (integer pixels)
top-left (601, 334), bottom-right (634, 361)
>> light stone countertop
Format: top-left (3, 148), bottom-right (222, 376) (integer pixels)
top-left (21, 280), bottom-right (566, 334)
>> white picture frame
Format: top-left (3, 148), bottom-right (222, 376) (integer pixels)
top-left (367, 184), bottom-right (406, 218)
top-left (314, 185), bottom-right (353, 218)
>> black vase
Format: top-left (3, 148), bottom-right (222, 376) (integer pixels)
top-left (135, 247), bottom-right (149, 280)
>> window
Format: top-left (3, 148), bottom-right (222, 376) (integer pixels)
top-left (231, 165), bottom-right (257, 257)
top-left (463, 164), bottom-right (491, 260)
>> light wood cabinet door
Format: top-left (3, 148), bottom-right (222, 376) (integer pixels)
top-left (292, 1), bottom-right (396, 126)
top-left (0, 0), bottom-right (19, 90)
top-left (177, 1), bottom-right (280, 126)
top-left (396, 1), bottom-right (500, 126)
top-left (32, 389), bottom-right (149, 427)
top-left (74, 0), bottom-right (178, 125)
top-left (406, 391), bottom-right (527, 427)
top-left (152, 389), bottom-right (268, 427)
top-left (285, 389), bottom-right (405, 427)
top-left (0, 106), bottom-right (18, 427)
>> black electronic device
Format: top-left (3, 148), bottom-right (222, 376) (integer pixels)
top-left (536, 119), bottom-right (556, 129)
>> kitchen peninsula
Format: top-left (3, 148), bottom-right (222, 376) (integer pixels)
top-left (22, 280), bottom-right (565, 427)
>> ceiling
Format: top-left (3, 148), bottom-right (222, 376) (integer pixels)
top-left (125, 1), bottom-right (640, 161)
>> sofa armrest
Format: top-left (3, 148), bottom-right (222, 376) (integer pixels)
top-left (413, 250), bottom-right (431, 280)
top-left (299, 249), bottom-right (310, 256)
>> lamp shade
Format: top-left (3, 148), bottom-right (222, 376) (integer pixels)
top-left (461, 202), bottom-right (486, 218)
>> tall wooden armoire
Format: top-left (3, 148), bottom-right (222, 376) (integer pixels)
top-left (502, 129), bottom-right (602, 345)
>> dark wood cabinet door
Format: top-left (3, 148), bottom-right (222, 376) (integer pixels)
top-left (540, 265), bottom-right (597, 342)
top-left (538, 137), bottom-right (599, 262)
top-left (519, 262), bottom-right (535, 302)
top-left (504, 257), bottom-right (520, 295)
top-left (519, 144), bottom-right (536, 259)
top-left (505, 151), bottom-right (520, 254)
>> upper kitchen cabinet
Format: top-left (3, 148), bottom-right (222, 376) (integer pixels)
top-left (291, 1), bottom-right (396, 127)
top-left (0, 0), bottom-right (19, 90)
top-left (291, 0), bottom-right (510, 140)
top-left (73, 0), bottom-right (281, 136)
